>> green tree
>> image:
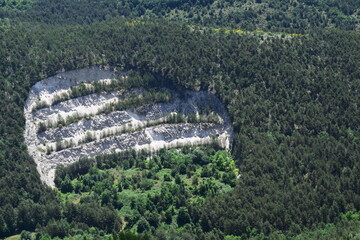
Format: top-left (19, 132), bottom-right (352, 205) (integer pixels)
top-left (137, 217), bottom-right (150, 233)
top-left (20, 231), bottom-right (32, 240)
top-left (60, 175), bottom-right (73, 193)
top-left (177, 207), bottom-right (191, 226)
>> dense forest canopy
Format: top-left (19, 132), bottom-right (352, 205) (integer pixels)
top-left (0, 0), bottom-right (359, 239)
top-left (1, 0), bottom-right (359, 30)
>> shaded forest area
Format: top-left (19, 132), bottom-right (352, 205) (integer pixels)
top-left (0, 0), bottom-right (359, 239)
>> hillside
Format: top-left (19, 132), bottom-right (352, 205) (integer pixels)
top-left (1, 0), bottom-right (359, 31)
top-left (0, 0), bottom-right (359, 239)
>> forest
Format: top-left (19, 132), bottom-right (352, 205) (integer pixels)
top-left (1, 0), bottom-right (359, 30)
top-left (0, 0), bottom-right (359, 239)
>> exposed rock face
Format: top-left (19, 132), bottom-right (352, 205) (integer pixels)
top-left (24, 66), bottom-right (232, 187)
